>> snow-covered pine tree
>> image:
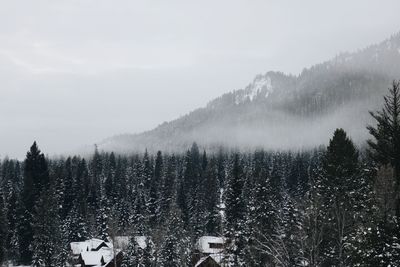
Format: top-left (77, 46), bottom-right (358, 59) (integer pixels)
top-left (186, 143), bottom-right (202, 236)
top-left (121, 236), bottom-right (142, 267)
top-left (158, 204), bottom-right (187, 267)
top-left (131, 177), bottom-right (150, 236)
top-left (177, 150), bottom-right (190, 226)
top-left (250, 164), bottom-right (278, 265)
top-left (368, 80), bottom-right (400, 217)
top-left (31, 188), bottom-right (64, 267)
top-left (352, 218), bottom-right (400, 266)
top-left (148, 151), bottom-right (163, 227)
top-left (302, 151), bottom-right (326, 267)
top-left (6, 187), bottom-right (19, 263)
top-left (143, 237), bottom-right (156, 267)
top-left (279, 187), bottom-right (306, 266)
top-left (160, 155), bottom-right (176, 222)
top-left (318, 129), bottom-right (368, 266)
top-left (87, 146), bottom-right (102, 229)
top-left (0, 189), bottom-right (7, 265)
top-left (61, 157), bottom-right (75, 219)
top-left (113, 157), bottom-right (130, 232)
top-left (367, 80), bottom-right (400, 181)
top-left (104, 154), bottom-right (114, 200)
top-left (142, 149), bottom-right (153, 192)
top-left (224, 153), bottom-right (247, 266)
top-left (66, 204), bottom-right (89, 242)
top-left (18, 142), bottom-right (49, 264)
top-left (203, 157), bottom-right (221, 235)
top-left (97, 196), bottom-right (110, 241)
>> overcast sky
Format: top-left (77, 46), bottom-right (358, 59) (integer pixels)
top-left (1, 0), bottom-right (400, 159)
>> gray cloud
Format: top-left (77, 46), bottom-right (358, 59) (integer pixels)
top-left (1, 0), bottom-right (400, 158)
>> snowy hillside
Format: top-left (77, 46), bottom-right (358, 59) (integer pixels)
top-left (99, 33), bottom-right (400, 153)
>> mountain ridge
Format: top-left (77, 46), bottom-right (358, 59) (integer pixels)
top-left (99, 32), bottom-right (400, 153)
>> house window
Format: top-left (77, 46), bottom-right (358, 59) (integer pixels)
top-left (209, 243), bottom-right (223, 249)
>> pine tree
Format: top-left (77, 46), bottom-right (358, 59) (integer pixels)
top-left (203, 157), bottom-right (221, 235)
top-left (303, 153), bottom-right (326, 267)
top-left (31, 188), bottom-right (63, 267)
top-left (6, 188), bottom-right (18, 263)
top-left (177, 150), bottom-right (191, 225)
top-left (160, 155), bottom-right (176, 221)
top-left (18, 142), bottom-right (49, 264)
top-left (121, 236), bottom-right (142, 267)
top-left (288, 153), bottom-right (309, 197)
top-left (131, 175), bottom-right (149, 236)
top-left (97, 196), bottom-right (109, 240)
top-left (318, 129), bottom-right (367, 266)
top-left (190, 150), bottom-right (209, 238)
top-left (225, 154), bottom-right (246, 234)
top-left (75, 158), bottom-right (89, 220)
top-left (142, 149), bottom-right (153, 191)
top-left (121, 236), bottom-right (154, 267)
top-left (143, 238), bottom-right (155, 267)
top-left (352, 218), bottom-right (400, 266)
top-left (0, 190), bottom-right (7, 265)
top-left (368, 80), bottom-right (400, 217)
top-left (279, 189), bottom-right (305, 266)
top-left (250, 165), bottom-right (277, 265)
top-left (368, 80), bottom-right (400, 173)
top-left (65, 204), bottom-right (89, 242)
top-left (114, 157), bottom-right (129, 232)
top-left (149, 151), bottom-right (163, 226)
top-left (62, 157), bottom-right (75, 219)
top-left (88, 146), bottom-right (102, 215)
top-left (104, 152), bottom-right (116, 201)
top-left (158, 205), bottom-right (187, 267)
top-left (224, 153), bottom-right (247, 266)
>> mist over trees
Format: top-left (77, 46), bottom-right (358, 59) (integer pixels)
top-left (99, 34), bottom-right (400, 155)
top-left (0, 81), bottom-right (399, 266)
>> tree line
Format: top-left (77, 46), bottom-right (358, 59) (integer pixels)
top-left (0, 81), bottom-right (400, 266)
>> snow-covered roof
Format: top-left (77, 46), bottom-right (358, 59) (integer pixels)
top-left (197, 236), bottom-right (225, 254)
top-left (135, 236), bottom-right (147, 249)
top-left (70, 241), bottom-right (90, 255)
top-left (80, 247), bottom-right (113, 266)
top-left (90, 238), bottom-right (109, 249)
top-left (70, 238), bottom-right (112, 256)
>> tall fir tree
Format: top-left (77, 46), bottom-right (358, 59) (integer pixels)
top-left (203, 157), bottom-right (221, 235)
top-left (0, 190), bottom-right (7, 265)
top-left (158, 204), bottom-right (189, 267)
top-left (149, 151), bottom-right (163, 226)
top-left (368, 80), bottom-right (400, 217)
top-left (224, 153), bottom-right (247, 266)
top-left (121, 236), bottom-right (142, 267)
top-left (97, 196), bottom-right (110, 240)
top-left (62, 157), bottom-right (75, 219)
top-left (160, 155), bottom-right (176, 221)
top-left (18, 142), bottom-right (49, 264)
top-left (121, 236), bottom-right (154, 267)
top-left (6, 188), bottom-right (18, 263)
top-left (318, 129), bottom-right (369, 266)
top-left (31, 188), bottom-right (64, 267)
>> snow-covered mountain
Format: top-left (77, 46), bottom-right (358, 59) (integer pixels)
top-left (99, 33), bottom-right (400, 153)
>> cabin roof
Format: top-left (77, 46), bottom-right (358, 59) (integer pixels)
top-left (197, 236), bottom-right (225, 254)
top-left (70, 238), bottom-right (112, 256)
top-left (79, 247), bottom-right (113, 266)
